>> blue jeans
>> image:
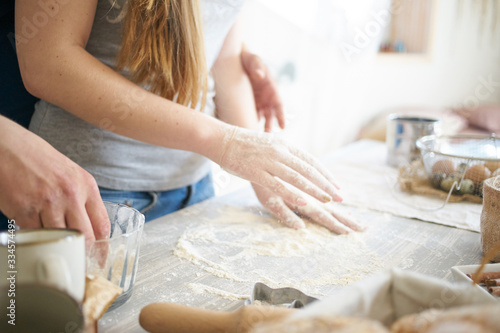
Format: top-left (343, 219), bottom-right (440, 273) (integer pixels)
top-left (0, 173), bottom-right (214, 230)
top-left (99, 172), bottom-right (215, 222)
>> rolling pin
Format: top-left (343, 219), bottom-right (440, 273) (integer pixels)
top-left (139, 302), bottom-right (294, 333)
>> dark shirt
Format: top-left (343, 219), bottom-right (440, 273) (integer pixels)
top-left (0, 0), bottom-right (39, 128)
top-left (0, 0), bottom-right (39, 228)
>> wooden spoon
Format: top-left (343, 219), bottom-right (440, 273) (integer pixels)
top-left (139, 302), bottom-right (294, 333)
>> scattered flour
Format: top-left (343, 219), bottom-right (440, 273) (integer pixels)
top-left (173, 206), bottom-right (386, 296)
top-left (187, 283), bottom-right (249, 301)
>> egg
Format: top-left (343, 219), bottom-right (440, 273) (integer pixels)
top-left (429, 173), bottom-right (444, 188)
top-left (432, 159), bottom-right (455, 176)
top-left (440, 177), bottom-right (457, 193)
top-left (458, 179), bottom-right (475, 195)
top-left (485, 161), bottom-right (500, 173)
top-left (464, 164), bottom-right (491, 185)
top-left (493, 169), bottom-right (500, 178)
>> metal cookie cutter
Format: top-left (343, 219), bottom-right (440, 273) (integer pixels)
top-left (244, 282), bottom-right (318, 309)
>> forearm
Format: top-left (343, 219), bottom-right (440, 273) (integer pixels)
top-left (20, 47), bottom-right (226, 160)
top-left (212, 21), bottom-right (259, 131)
top-left (15, 0), bottom-right (227, 162)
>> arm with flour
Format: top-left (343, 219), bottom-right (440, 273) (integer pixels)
top-left (212, 20), bottom-right (363, 234)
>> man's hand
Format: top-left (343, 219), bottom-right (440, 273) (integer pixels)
top-left (0, 116), bottom-right (110, 241)
top-left (241, 47), bottom-right (285, 132)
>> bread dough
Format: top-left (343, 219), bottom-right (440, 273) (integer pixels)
top-left (250, 316), bottom-right (389, 333)
top-left (390, 305), bottom-right (500, 333)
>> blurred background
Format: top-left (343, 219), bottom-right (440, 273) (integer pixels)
top-left (214, 0), bottom-right (500, 194)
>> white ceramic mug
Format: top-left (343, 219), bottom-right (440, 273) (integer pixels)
top-left (0, 228), bottom-right (85, 303)
top-left (0, 284), bottom-right (84, 332)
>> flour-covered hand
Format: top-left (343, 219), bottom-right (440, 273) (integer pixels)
top-left (219, 126), bottom-right (341, 207)
top-left (252, 183), bottom-right (364, 234)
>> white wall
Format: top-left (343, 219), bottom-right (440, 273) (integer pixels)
top-left (238, 0), bottom-right (500, 155)
top-left (214, 0), bottom-right (500, 196)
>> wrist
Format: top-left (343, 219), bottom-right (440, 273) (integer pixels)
top-left (193, 118), bottom-right (236, 163)
top-left (218, 126), bottom-right (239, 166)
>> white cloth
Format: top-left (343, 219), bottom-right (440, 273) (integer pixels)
top-left (322, 140), bottom-right (483, 232)
top-left (289, 269), bottom-right (496, 326)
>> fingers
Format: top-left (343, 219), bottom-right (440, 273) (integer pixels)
top-left (36, 201), bottom-right (96, 242)
top-left (259, 174), bottom-right (311, 208)
top-left (84, 176), bottom-right (111, 241)
top-left (323, 204), bottom-right (365, 232)
top-left (39, 207), bottom-right (66, 229)
top-left (253, 67), bottom-right (266, 80)
top-left (257, 173), bottom-right (350, 233)
top-left (264, 112), bottom-right (274, 133)
top-left (289, 145), bottom-right (341, 190)
top-left (253, 184), bottom-right (305, 229)
top-left (8, 205), bottom-right (42, 230)
top-left (86, 197), bottom-right (111, 241)
top-left (285, 197), bottom-right (365, 234)
top-left (266, 197), bottom-right (306, 229)
top-left (263, 191), bottom-right (362, 235)
top-left (257, 109), bottom-right (263, 122)
top-left (262, 107), bottom-right (285, 133)
top-left (242, 49), bottom-right (285, 132)
top-left (275, 105), bottom-right (286, 130)
top-left (69, 170), bottom-right (109, 241)
top-left (272, 153), bottom-right (341, 203)
top-left (247, 54), bottom-right (267, 81)
top-left (293, 201), bottom-right (351, 234)
top-left (65, 205), bottom-right (96, 242)
top-left (254, 183), bottom-right (364, 235)
top-left (261, 179), bottom-right (363, 234)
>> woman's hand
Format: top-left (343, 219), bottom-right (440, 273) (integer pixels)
top-left (219, 127), bottom-right (343, 206)
top-left (252, 183), bottom-right (364, 234)
top-left (241, 47), bottom-right (285, 133)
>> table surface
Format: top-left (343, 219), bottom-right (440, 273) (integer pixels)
top-left (99, 140), bottom-right (483, 333)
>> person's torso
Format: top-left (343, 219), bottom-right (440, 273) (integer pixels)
top-left (29, 0), bottom-right (245, 191)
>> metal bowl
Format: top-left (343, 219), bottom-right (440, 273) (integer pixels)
top-left (416, 134), bottom-right (500, 197)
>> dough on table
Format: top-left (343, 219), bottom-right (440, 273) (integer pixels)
top-left (249, 316), bottom-right (389, 333)
top-left (390, 304), bottom-right (500, 333)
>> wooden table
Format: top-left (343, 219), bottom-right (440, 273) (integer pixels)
top-left (99, 140), bottom-right (483, 332)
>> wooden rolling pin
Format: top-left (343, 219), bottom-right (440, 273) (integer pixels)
top-left (139, 302), bottom-right (294, 333)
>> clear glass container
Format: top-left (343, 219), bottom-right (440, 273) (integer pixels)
top-left (86, 202), bottom-right (145, 310)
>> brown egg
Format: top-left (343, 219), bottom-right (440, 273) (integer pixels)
top-left (464, 164), bottom-right (491, 184)
top-left (485, 161), bottom-right (500, 173)
top-left (432, 159), bottom-right (455, 176)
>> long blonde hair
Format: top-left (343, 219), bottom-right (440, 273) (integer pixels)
top-left (117, 0), bottom-right (207, 110)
